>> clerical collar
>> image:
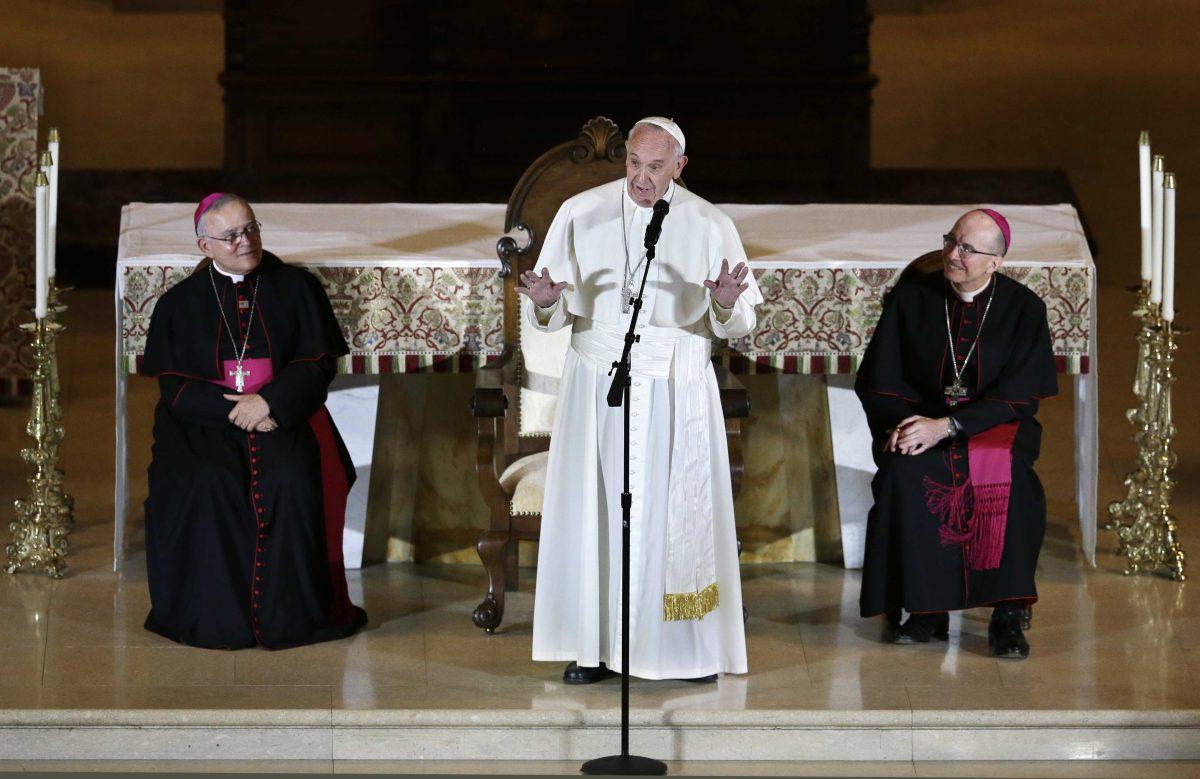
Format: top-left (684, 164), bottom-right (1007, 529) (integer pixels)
top-left (210, 260), bottom-right (245, 284)
top-left (953, 275), bottom-right (994, 303)
top-left (622, 179), bottom-right (676, 212)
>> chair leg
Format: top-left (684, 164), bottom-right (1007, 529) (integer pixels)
top-left (473, 531), bottom-right (508, 633)
top-left (726, 418), bottom-right (745, 500)
top-left (736, 539), bottom-right (748, 624)
top-left (504, 538), bottom-right (520, 592)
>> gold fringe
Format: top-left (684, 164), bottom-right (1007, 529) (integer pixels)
top-left (663, 582), bottom-right (720, 622)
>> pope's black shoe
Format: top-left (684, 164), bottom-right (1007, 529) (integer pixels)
top-left (989, 603), bottom-right (1030, 659)
top-left (894, 611), bottom-right (949, 644)
top-left (563, 661), bottom-right (617, 685)
top-left (680, 673), bottom-right (718, 684)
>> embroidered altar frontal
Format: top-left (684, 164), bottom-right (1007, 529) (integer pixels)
top-left (118, 203), bottom-right (1093, 375)
top-left (0, 68), bottom-right (41, 398)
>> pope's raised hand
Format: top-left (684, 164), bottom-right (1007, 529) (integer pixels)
top-left (703, 259), bottom-right (750, 308)
top-left (515, 267), bottom-right (568, 308)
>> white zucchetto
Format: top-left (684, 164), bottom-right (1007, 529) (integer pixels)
top-left (633, 116), bottom-right (685, 155)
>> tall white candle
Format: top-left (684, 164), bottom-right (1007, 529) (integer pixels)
top-left (34, 171), bottom-right (49, 319)
top-left (47, 127), bottom-right (59, 279)
top-left (1151, 155), bottom-right (1165, 305)
top-left (1163, 173), bottom-right (1176, 322)
top-left (1139, 131), bottom-right (1152, 281)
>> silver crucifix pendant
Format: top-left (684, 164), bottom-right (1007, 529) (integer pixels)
top-left (944, 381), bottom-right (968, 406)
top-left (230, 363), bottom-right (249, 393)
top-left (621, 285), bottom-right (633, 313)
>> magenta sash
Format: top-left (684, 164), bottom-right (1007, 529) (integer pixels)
top-left (212, 358), bottom-right (273, 395)
top-left (923, 421), bottom-right (1019, 571)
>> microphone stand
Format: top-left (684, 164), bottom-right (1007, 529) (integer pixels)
top-left (581, 211), bottom-right (668, 777)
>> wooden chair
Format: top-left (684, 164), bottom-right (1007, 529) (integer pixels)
top-left (470, 116), bottom-right (750, 633)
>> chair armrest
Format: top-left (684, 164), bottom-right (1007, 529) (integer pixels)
top-left (714, 363), bottom-right (750, 419)
top-left (471, 347), bottom-right (517, 418)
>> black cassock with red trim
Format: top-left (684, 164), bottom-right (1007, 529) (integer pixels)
top-left (854, 271), bottom-right (1058, 617)
top-left (139, 251), bottom-right (367, 649)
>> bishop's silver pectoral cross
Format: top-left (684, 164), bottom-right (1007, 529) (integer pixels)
top-left (230, 362), bottom-right (250, 393)
top-left (944, 380), bottom-right (969, 407)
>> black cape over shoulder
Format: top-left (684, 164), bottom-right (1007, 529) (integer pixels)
top-left (855, 272), bottom-right (1058, 616)
top-left (139, 252), bottom-right (366, 649)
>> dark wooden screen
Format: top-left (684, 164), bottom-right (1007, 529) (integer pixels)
top-left (220, 0), bottom-right (876, 203)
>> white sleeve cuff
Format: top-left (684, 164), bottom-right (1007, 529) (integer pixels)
top-left (710, 297), bottom-right (734, 324)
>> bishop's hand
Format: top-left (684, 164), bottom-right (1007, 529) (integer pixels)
top-left (893, 415), bottom-right (950, 456)
top-left (224, 393), bottom-right (272, 432)
top-left (515, 268), bottom-right (567, 308)
top-left (704, 259), bottom-right (750, 309)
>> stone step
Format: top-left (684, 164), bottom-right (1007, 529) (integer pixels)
top-left (2, 708), bottom-right (1198, 763)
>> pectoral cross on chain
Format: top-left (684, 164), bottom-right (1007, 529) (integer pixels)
top-left (944, 380), bottom-right (969, 407)
top-left (230, 362), bottom-right (250, 393)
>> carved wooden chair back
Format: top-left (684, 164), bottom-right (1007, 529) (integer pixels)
top-left (495, 117), bottom-right (630, 466)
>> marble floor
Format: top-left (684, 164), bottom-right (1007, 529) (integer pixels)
top-left (0, 288), bottom-right (1198, 775)
top-left (2, 538), bottom-right (1198, 720)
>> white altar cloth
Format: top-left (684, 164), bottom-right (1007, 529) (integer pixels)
top-left (114, 201), bottom-right (1097, 570)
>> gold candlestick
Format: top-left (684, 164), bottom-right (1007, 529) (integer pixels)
top-left (6, 316), bottom-right (70, 579)
top-left (1115, 320), bottom-right (1186, 580)
top-left (45, 279), bottom-right (74, 530)
top-left (1106, 284), bottom-right (1157, 535)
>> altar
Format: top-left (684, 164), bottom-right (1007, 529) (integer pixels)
top-left (114, 201), bottom-right (1096, 570)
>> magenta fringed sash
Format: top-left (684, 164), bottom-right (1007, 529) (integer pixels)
top-left (922, 421), bottom-right (1019, 571)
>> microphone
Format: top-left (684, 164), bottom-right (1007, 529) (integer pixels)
top-left (643, 198), bottom-right (670, 251)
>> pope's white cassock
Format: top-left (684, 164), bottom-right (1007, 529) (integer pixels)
top-left (529, 177), bottom-right (762, 679)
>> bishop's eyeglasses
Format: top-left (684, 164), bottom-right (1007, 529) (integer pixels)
top-left (202, 220), bottom-right (263, 247)
top-left (942, 233), bottom-right (1000, 259)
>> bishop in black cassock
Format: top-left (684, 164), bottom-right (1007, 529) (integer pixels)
top-left (139, 194), bottom-right (367, 650)
top-left (855, 209), bottom-right (1057, 658)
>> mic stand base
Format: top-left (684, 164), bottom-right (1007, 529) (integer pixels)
top-left (582, 754), bottom-right (668, 776)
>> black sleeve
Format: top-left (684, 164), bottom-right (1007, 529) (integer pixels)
top-left (859, 392), bottom-right (920, 437)
top-left (950, 397), bottom-right (1040, 438)
top-left (257, 355), bottom-right (336, 429)
top-left (158, 375), bottom-right (235, 426)
top-left (253, 263), bottom-right (346, 429)
top-left (855, 285), bottom-right (922, 439)
top-left (952, 296), bottom-right (1058, 438)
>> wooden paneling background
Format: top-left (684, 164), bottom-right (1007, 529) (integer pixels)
top-left (220, 0), bottom-right (876, 203)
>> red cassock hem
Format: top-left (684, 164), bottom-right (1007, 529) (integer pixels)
top-left (308, 406), bottom-right (357, 626)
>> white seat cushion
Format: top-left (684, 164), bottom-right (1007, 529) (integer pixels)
top-left (518, 306), bottom-right (572, 436)
top-left (499, 451), bottom-right (549, 515)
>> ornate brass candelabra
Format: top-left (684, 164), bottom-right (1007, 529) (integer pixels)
top-left (6, 281), bottom-right (73, 578)
top-left (46, 282), bottom-right (74, 530)
top-left (1107, 294), bottom-right (1186, 580)
top-left (1106, 283), bottom-right (1156, 540)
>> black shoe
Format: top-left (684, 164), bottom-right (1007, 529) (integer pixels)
top-left (894, 612), bottom-right (949, 644)
top-left (680, 673), bottom-right (718, 684)
top-left (563, 661), bottom-right (617, 685)
top-left (989, 604), bottom-right (1030, 659)
top-left (882, 608), bottom-right (902, 642)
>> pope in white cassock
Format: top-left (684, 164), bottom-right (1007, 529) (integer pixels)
top-left (517, 117), bottom-right (762, 684)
